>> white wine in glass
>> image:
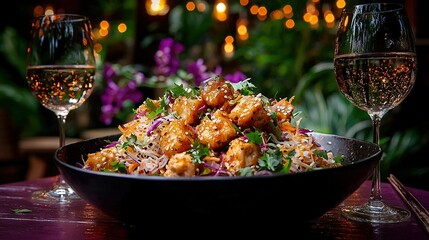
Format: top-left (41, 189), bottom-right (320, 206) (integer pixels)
top-left (334, 3), bottom-right (417, 223)
top-left (26, 14), bottom-right (96, 203)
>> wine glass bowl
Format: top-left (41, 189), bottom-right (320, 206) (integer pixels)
top-left (26, 65), bottom-right (95, 115)
top-left (334, 53), bottom-right (416, 117)
top-left (26, 14), bottom-right (96, 203)
top-left (333, 3), bottom-right (417, 223)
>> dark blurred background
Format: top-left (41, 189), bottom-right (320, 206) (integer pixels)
top-left (1, 0), bottom-right (428, 190)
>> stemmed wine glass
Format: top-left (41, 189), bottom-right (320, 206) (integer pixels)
top-left (26, 14), bottom-right (96, 203)
top-left (334, 3), bottom-right (417, 223)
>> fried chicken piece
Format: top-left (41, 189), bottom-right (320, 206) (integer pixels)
top-left (196, 110), bottom-right (238, 150)
top-left (271, 97), bottom-right (295, 124)
top-left (172, 95), bottom-right (205, 126)
top-left (229, 95), bottom-right (271, 130)
top-left (224, 138), bottom-right (262, 173)
top-left (201, 75), bottom-right (236, 112)
top-left (85, 147), bottom-right (119, 172)
top-left (164, 152), bottom-right (197, 177)
top-left (160, 119), bottom-right (197, 158)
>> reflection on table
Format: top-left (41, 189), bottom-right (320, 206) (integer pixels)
top-left (0, 177), bottom-right (428, 239)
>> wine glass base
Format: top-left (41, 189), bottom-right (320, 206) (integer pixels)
top-left (341, 201), bottom-right (411, 223)
top-left (32, 185), bottom-right (80, 204)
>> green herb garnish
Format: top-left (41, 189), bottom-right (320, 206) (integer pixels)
top-left (238, 167), bottom-right (254, 176)
top-left (231, 78), bottom-right (256, 95)
top-left (187, 140), bottom-right (210, 164)
top-left (145, 97), bottom-right (168, 119)
top-left (12, 209), bottom-right (32, 213)
top-left (169, 84), bottom-right (200, 98)
top-left (245, 129), bottom-right (263, 145)
top-left (120, 134), bottom-right (143, 152)
top-left (110, 161), bottom-right (127, 173)
top-left (258, 148), bottom-right (283, 172)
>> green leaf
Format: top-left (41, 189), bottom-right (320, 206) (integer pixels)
top-left (238, 167), bottom-right (254, 176)
top-left (245, 129), bottom-right (262, 145)
top-left (187, 140), bottom-right (210, 164)
top-left (231, 78), bottom-right (256, 95)
top-left (109, 161), bottom-right (127, 173)
top-left (258, 148), bottom-right (283, 172)
top-left (12, 209), bottom-right (32, 213)
top-left (169, 84), bottom-right (200, 98)
top-left (145, 98), bottom-right (168, 119)
top-left (145, 99), bottom-right (157, 111)
top-left (120, 134), bottom-right (143, 152)
top-left (313, 149), bottom-right (328, 159)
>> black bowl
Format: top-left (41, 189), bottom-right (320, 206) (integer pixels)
top-left (55, 132), bottom-right (381, 225)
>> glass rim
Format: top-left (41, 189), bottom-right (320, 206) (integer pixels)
top-left (343, 3), bottom-right (404, 14)
top-left (35, 13), bottom-right (90, 23)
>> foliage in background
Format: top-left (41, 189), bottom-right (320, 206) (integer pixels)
top-left (98, 38), bottom-right (247, 125)
top-left (163, 2), bottom-right (427, 184)
top-left (0, 1), bottom-right (426, 187)
top-left (0, 27), bottom-right (42, 137)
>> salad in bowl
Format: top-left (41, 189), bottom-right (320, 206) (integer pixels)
top-left (83, 75), bottom-right (343, 177)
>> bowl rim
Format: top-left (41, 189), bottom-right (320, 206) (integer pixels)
top-left (55, 131), bottom-right (382, 182)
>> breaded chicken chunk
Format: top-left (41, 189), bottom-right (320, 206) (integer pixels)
top-left (85, 147), bottom-right (120, 172)
top-left (160, 119), bottom-right (197, 158)
top-left (196, 110), bottom-right (238, 149)
top-left (229, 95), bottom-right (271, 130)
top-left (164, 152), bottom-right (197, 177)
top-left (224, 138), bottom-right (262, 173)
top-left (172, 95), bottom-right (205, 126)
top-left (201, 75), bottom-right (236, 112)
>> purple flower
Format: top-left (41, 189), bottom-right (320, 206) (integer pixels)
top-left (154, 38), bottom-right (184, 76)
top-left (100, 64), bottom-right (145, 125)
top-left (206, 65), bottom-right (247, 83)
top-left (103, 63), bottom-right (117, 79)
top-left (213, 66), bottom-right (223, 75)
top-left (187, 58), bottom-right (211, 86)
top-left (224, 71), bottom-right (247, 83)
top-left (99, 38), bottom-right (248, 126)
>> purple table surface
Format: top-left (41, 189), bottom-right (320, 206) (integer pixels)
top-left (0, 176), bottom-right (428, 240)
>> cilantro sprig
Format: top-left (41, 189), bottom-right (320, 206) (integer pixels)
top-left (258, 148), bottom-right (283, 172)
top-left (314, 149), bottom-right (344, 164)
top-left (238, 167), bottom-right (254, 177)
top-left (245, 129), bottom-right (263, 145)
top-left (231, 78), bottom-right (256, 95)
top-left (145, 97), bottom-right (168, 119)
top-left (110, 161), bottom-right (127, 173)
top-left (119, 134), bottom-right (143, 152)
top-left (187, 140), bottom-right (210, 164)
top-left (169, 84), bottom-right (200, 98)
top-left (268, 112), bottom-right (283, 141)
top-left (280, 150), bottom-right (295, 173)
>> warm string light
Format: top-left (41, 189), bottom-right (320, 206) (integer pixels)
top-left (213, 0), bottom-right (228, 21)
top-left (32, 1), bottom-right (348, 60)
top-left (32, 5), bottom-right (56, 17)
top-left (236, 18), bottom-right (248, 41)
top-left (145, 0), bottom-right (170, 16)
top-left (336, 0), bottom-right (346, 9)
top-left (186, 1), bottom-right (207, 12)
top-left (223, 35), bottom-right (234, 58)
top-left (186, 1), bottom-right (196, 11)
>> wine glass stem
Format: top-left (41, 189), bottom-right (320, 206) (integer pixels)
top-left (370, 114), bottom-right (383, 205)
top-left (56, 114), bottom-right (70, 188)
top-left (58, 114), bottom-right (67, 148)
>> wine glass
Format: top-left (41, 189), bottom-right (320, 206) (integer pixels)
top-left (26, 14), bottom-right (96, 203)
top-left (333, 3), bottom-right (417, 223)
